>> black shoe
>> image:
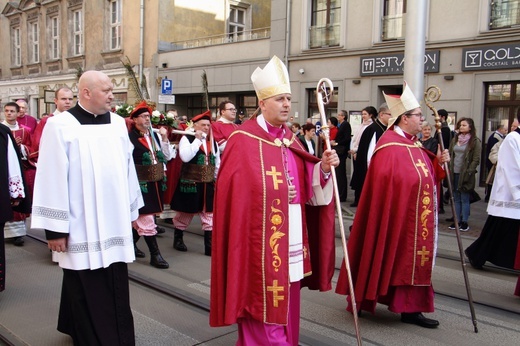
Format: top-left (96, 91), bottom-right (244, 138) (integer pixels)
top-left (156, 226), bottom-right (166, 234)
top-left (150, 253), bottom-right (169, 269)
top-left (446, 217), bottom-right (454, 222)
top-left (401, 313), bottom-right (439, 329)
top-left (13, 236), bottom-right (24, 246)
top-left (468, 257), bottom-right (483, 270)
top-left (204, 231), bottom-right (212, 256)
top-left (464, 249), bottom-right (483, 270)
top-left (173, 229), bottom-right (187, 252)
top-left (459, 222), bottom-right (469, 232)
top-left (448, 223), bottom-right (456, 230)
top-left (350, 203), bottom-right (358, 207)
top-left (143, 235), bottom-right (169, 269)
top-left (134, 245), bottom-right (146, 258)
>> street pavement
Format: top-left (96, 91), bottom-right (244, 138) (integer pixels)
top-left (2, 186), bottom-right (519, 345)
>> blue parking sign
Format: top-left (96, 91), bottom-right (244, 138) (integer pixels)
top-left (161, 79), bottom-right (173, 95)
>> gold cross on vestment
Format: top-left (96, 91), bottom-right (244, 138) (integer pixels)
top-left (266, 166), bottom-right (283, 190)
top-left (267, 280), bottom-right (285, 307)
top-left (417, 246), bottom-right (430, 266)
top-left (415, 159), bottom-right (429, 177)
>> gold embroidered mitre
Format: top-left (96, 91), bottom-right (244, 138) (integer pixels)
top-left (251, 56), bottom-right (291, 100)
top-left (383, 81), bottom-right (420, 128)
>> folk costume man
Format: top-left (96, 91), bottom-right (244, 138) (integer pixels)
top-left (2, 102), bottom-right (35, 246)
top-left (31, 71), bottom-right (143, 345)
top-left (336, 82), bottom-right (450, 329)
top-left (0, 123), bottom-right (30, 291)
top-left (212, 100), bottom-right (239, 154)
top-left (210, 55), bottom-right (339, 345)
top-left (170, 110), bottom-right (219, 256)
top-left (129, 101), bottom-right (176, 269)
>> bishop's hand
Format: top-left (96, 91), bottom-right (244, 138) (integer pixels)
top-left (321, 149), bottom-right (339, 173)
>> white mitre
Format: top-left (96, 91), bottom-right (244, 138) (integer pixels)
top-left (383, 81), bottom-right (420, 128)
top-left (251, 55), bottom-right (291, 100)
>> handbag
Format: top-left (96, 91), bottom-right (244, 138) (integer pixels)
top-left (469, 189), bottom-right (481, 204)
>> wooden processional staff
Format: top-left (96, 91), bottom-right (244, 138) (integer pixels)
top-left (316, 78), bottom-right (363, 345)
top-left (424, 86), bottom-right (478, 333)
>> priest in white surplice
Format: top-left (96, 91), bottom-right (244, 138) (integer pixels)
top-left (31, 70), bottom-right (143, 345)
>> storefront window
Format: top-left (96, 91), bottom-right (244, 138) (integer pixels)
top-left (482, 81), bottom-right (520, 184)
top-left (307, 87), bottom-right (338, 123)
top-left (487, 84), bottom-right (511, 101)
top-left (238, 95), bottom-right (258, 120)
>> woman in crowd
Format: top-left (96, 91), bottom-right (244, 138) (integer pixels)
top-left (419, 122), bottom-right (439, 154)
top-left (298, 123), bottom-right (317, 155)
top-left (447, 117), bottom-right (481, 232)
top-left (349, 106), bottom-right (376, 207)
top-left (327, 116), bottom-right (338, 142)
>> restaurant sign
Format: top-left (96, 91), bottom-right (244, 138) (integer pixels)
top-left (360, 50), bottom-right (440, 76)
top-left (462, 42), bottom-right (520, 71)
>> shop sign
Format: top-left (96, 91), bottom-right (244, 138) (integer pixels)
top-left (462, 42), bottom-right (520, 71)
top-left (360, 50), bottom-right (439, 76)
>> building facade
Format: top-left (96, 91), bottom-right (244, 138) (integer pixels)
top-left (0, 0), bottom-right (168, 117)
top-left (156, 0), bottom-right (520, 184)
top-left (1, 0), bottom-right (519, 184)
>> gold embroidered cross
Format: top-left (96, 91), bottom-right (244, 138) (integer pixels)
top-left (266, 166), bottom-right (283, 190)
top-left (267, 280), bottom-right (285, 307)
top-left (415, 159), bottom-right (429, 177)
top-left (417, 246), bottom-right (430, 266)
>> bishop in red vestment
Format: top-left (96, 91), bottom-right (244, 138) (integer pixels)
top-left (336, 82), bottom-right (449, 329)
top-left (210, 56), bottom-right (338, 346)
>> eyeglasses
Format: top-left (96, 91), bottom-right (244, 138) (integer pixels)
top-left (407, 113), bottom-right (425, 119)
top-left (226, 108), bottom-right (237, 112)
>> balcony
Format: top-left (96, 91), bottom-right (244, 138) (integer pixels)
top-left (382, 14), bottom-right (406, 41)
top-left (490, 0), bottom-right (520, 29)
top-left (309, 24), bottom-right (340, 48)
top-left (163, 27), bottom-right (270, 52)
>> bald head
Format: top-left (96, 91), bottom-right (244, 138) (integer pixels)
top-left (78, 71), bottom-right (114, 115)
top-left (54, 87), bottom-right (74, 113)
top-left (16, 99), bottom-right (28, 118)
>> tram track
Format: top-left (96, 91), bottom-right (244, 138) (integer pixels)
top-left (24, 227), bottom-right (519, 345)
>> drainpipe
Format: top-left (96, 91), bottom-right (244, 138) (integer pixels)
top-left (139, 0), bottom-right (145, 98)
top-left (284, 0), bottom-right (291, 67)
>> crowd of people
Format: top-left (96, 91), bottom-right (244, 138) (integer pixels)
top-left (1, 61), bottom-right (519, 345)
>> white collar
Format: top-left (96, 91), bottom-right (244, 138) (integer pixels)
top-left (1, 120), bottom-right (19, 130)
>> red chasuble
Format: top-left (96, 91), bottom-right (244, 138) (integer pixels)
top-left (210, 119), bottom-right (335, 327)
top-left (211, 121), bottom-right (238, 146)
top-left (336, 129), bottom-right (445, 310)
top-left (29, 115), bottom-right (52, 162)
